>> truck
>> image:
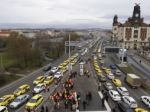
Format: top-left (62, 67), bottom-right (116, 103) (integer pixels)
top-left (126, 73), bottom-right (141, 88)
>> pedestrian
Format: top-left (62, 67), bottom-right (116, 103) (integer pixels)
top-left (139, 60), bottom-right (141, 64)
top-left (112, 105), bottom-right (117, 112)
top-left (76, 107), bottom-right (79, 112)
top-left (101, 97), bottom-right (105, 107)
top-left (41, 105), bottom-right (44, 112)
top-left (45, 106), bottom-right (49, 112)
top-left (88, 92), bottom-right (92, 101)
top-left (98, 82), bottom-right (101, 91)
top-left (82, 100), bottom-right (87, 110)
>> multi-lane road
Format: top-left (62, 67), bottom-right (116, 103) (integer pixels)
top-left (0, 32), bottom-right (150, 112)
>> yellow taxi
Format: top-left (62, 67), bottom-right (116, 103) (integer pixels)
top-left (62, 62), bottom-right (68, 66)
top-left (105, 69), bottom-right (111, 74)
top-left (13, 84), bottom-right (30, 97)
top-left (58, 63), bottom-right (64, 69)
top-left (96, 69), bottom-right (102, 74)
top-left (70, 59), bottom-right (77, 66)
top-left (112, 79), bottom-right (122, 87)
top-left (60, 67), bottom-right (67, 73)
top-left (26, 94), bottom-right (43, 110)
top-left (0, 95), bottom-right (15, 106)
top-left (135, 108), bottom-right (148, 112)
top-left (44, 76), bottom-right (54, 85)
top-left (33, 76), bottom-right (45, 85)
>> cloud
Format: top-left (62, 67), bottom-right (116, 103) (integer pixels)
top-left (0, 0), bottom-right (150, 28)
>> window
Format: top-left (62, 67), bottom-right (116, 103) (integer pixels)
top-left (134, 30), bottom-right (138, 38)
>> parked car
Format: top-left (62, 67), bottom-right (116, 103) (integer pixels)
top-left (134, 108), bottom-right (148, 112)
top-left (0, 95), bottom-right (15, 106)
top-left (50, 67), bottom-right (58, 73)
top-left (117, 101), bottom-right (133, 112)
top-left (110, 64), bottom-right (117, 69)
top-left (112, 79), bottom-right (122, 87)
top-left (26, 94), bottom-right (43, 110)
top-left (114, 69), bottom-right (122, 76)
top-left (43, 65), bottom-right (51, 72)
top-left (0, 106), bottom-right (8, 112)
top-left (33, 76), bottom-right (45, 85)
top-left (122, 96), bottom-right (138, 108)
top-left (104, 82), bottom-right (113, 90)
top-left (33, 84), bottom-right (45, 94)
top-left (141, 96), bottom-right (150, 108)
top-left (109, 90), bottom-right (121, 101)
top-left (13, 84), bottom-right (30, 97)
top-left (54, 72), bottom-right (63, 79)
top-left (98, 75), bottom-right (106, 82)
top-left (117, 87), bottom-right (129, 96)
top-left (9, 94), bottom-right (30, 109)
top-left (107, 73), bottom-right (115, 80)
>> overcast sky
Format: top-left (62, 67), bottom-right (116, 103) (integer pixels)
top-left (0, 0), bottom-right (150, 28)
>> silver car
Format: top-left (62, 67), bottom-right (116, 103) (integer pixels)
top-left (9, 94), bottom-right (30, 109)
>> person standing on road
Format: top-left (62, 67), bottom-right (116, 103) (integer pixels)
top-left (82, 100), bottom-right (87, 110)
top-left (98, 82), bottom-right (101, 91)
top-left (101, 97), bottom-right (105, 107)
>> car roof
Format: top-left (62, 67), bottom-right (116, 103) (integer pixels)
top-left (0, 106), bottom-right (7, 110)
top-left (118, 87), bottom-right (127, 91)
top-left (17, 94), bottom-right (28, 99)
top-left (19, 84), bottom-right (28, 88)
top-left (32, 94), bottom-right (42, 99)
top-left (124, 96), bottom-right (135, 102)
top-left (110, 90), bottom-right (119, 94)
top-left (36, 84), bottom-right (44, 86)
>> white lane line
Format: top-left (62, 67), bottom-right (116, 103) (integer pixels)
top-left (98, 92), bottom-right (111, 112)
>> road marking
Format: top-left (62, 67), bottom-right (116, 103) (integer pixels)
top-left (98, 92), bottom-right (111, 112)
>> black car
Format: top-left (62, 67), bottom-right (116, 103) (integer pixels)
top-left (118, 101), bottom-right (133, 112)
top-left (109, 64), bottom-right (117, 69)
top-left (43, 65), bottom-right (51, 72)
top-left (98, 75), bottom-right (106, 82)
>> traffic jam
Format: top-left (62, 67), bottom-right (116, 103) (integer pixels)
top-left (93, 44), bottom-right (150, 112)
top-left (0, 53), bottom-right (79, 112)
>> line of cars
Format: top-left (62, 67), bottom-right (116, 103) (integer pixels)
top-left (0, 53), bottom-right (79, 112)
top-left (93, 53), bottom-right (149, 112)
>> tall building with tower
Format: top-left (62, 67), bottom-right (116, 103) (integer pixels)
top-left (112, 4), bottom-right (150, 49)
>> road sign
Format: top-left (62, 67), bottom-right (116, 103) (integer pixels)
top-left (65, 41), bottom-right (79, 46)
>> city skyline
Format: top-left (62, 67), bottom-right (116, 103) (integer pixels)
top-left (0, 0), bottom-right (150, 28)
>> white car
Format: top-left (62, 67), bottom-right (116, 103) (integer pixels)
top-left (51, 67), bottom-right (58, 73)
top-left (109, 90), bottom-right (121, 101)
top-left (107, 73), bottom-right (115, 79)
top-left (0, 106), bottom-right (8, 112)
top-left (122, 96), bottom-right (138, 108)
top-left (33, 84), bottom-right (45, 93)
top-left (141, 96), bottom-right (150, 108)
top-left (9, 94), bottom-right (30, 109)
top-left (54, 72), bottom-right (63, 79)
top-left (115, 69), bottom-right (122, 76)
top-left (117, 87), bottom-right (129, 96)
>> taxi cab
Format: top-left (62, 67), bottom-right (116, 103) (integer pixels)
top-left (26, 94), bottom-right (43, 110)
top-left (58, 63), bottom-right (64, 69)
top-left (105, 68), bottom-right (111, 74)
top-left (70, 59), bottom-right (77, 66)
top-left (96, 69), bottom-right (102, 74)
top-left (60, 67), bottom-right (67, 73)
top-left (33, 76), bottom-right (45, 85)
top-left (112, 79), bottom-right (122, 87)
top-left (44, 76), bottom-right (54, 85)
top-left (135, 108), bottom-right (148, 112)
top-left (13, 84), bottom-right (30, 97)
top-left (0, 95), bottom-right (15, 106)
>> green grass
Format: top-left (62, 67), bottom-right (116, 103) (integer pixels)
top-left (0, 74), bottom-right (21, 87)
top-left (0, 52), bottom-right (15, 69)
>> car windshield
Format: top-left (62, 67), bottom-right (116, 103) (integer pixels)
top-left (13, 98), bottom-right (21, 102)
top-left (15, 88), bottom-right (22, 92)
top-left (35, 85), bottom-right (42, 88)
top-left (114, 94), bottom-right (119, 97)
top-left (107, 83), bottom-right (111, 86)
top-left (29, 99), bottom-right (37, 103)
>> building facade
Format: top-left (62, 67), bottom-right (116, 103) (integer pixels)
top-left (112, 4), bottom-right (150, 49)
